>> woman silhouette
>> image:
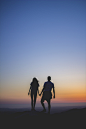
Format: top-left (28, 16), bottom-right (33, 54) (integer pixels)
top-left (28, 77), bottom-right (39, 110)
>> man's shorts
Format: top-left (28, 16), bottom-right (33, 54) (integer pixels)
top-left (41, 91), bottom-right (52, 102)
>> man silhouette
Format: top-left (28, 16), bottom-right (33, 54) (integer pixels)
top-left (39, 76), bottom-right (55, 114)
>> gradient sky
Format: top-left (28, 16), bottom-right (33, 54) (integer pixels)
top-left (0, 0), bottom-right (86, 107)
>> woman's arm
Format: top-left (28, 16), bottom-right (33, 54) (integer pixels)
top-left (28, 86), bottom-right (31, 95)
top-left (37, 88), bottom-right (39, 95)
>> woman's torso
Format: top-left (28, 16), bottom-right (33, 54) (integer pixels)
top-left (31, 82), bottom-right (39, 94)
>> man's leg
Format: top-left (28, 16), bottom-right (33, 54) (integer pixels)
top-left (47, 99), bottom-right (51, 114)
top-left (41, 98), bottom-right (46, 112)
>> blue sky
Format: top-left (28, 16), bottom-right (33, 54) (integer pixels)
top-left (0, 0), bottom-right (86, 105)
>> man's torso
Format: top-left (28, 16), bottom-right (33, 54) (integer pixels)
top-left (44, 81), bottom-right (54, 92)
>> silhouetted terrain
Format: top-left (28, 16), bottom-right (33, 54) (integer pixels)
top-left (0, 108), bottom-right (86, 129)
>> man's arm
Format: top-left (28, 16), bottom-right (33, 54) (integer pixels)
top-left (39, 87), bottom-right (45, 96)
top-left (53, 86), bottom-right (55, 98)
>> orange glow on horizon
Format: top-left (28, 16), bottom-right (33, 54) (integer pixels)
top-left (0, 82), bottom-right (86, 104)
top-left (0, 93), bottom-right (86, 104)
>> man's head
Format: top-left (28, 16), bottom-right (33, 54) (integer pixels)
top-left (47, 76), bottom-right (51, 81)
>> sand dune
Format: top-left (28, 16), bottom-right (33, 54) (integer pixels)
top-left (0, 108), bottom-right (86, 129)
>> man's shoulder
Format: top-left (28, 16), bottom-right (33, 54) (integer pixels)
top-left (45, 81), bottom-right (54, 85)
top-left (44, 81), bottom-right (47, 85)
top-left (51, 81), bottom-right (54, 86)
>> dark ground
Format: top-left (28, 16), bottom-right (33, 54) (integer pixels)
top-left (0, 108), bottom-right (86, 129)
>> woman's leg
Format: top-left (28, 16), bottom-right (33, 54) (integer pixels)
top-left (31, 92), bottom-right (33, 110)
top-left (34, 93), bottom-right (37, 109)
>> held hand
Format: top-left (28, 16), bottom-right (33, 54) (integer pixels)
top-left (53, 95), bottom-right (55, 98)
top-left (39, 94), bottom-right (41, 96)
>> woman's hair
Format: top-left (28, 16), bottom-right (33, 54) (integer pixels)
top-left (32, 77), bottom-right (39, 85)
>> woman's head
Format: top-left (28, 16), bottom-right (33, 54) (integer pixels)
top-left (32, 77), bottom-right (39, 83)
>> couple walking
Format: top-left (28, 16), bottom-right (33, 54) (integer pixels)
top-left (28, 76), bottom-right (55, 114)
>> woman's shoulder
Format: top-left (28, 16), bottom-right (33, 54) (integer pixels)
top-left (37, 83), bottom-right (39, 87)
top-left (30, 82), bottom-right (32, 85)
